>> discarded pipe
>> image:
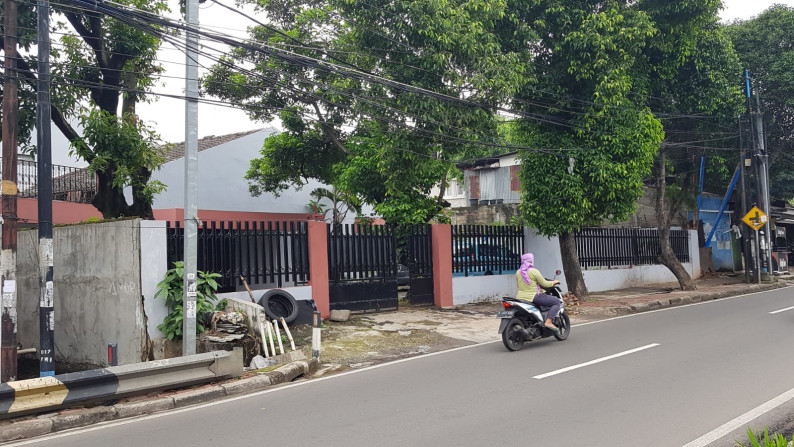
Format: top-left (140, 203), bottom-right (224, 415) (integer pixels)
top-left (272, 319), bottom-right (285, 355)
top-left (17, 348), bottom-right (36, 355)
top-left (265, 320), bottom-right (276, 356)
top-left (279, 317), bottom-right (296, 351)
top-left (257, 316), bottom-right (269, 358)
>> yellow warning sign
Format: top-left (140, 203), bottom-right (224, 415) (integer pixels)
top-left (742, 206), bottom-right (768, 231)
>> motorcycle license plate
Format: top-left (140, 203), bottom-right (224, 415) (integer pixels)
top-left (497, 311), bottom-right (514, 318)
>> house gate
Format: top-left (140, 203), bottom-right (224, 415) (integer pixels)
top-left (404, 225), bottom-right (434, 305)
top-left (327, 224), bottom-right (399, 311)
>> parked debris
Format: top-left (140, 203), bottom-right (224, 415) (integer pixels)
top-left (247, 355), bottom-right (277, 370)
top-left (329, 309), bottom-right (351, 322)
top-left (563, 292), bottom-right (580, 314)
top-left (206, 311), bottom-right (250, 342)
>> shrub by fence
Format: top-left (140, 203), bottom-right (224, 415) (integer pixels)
top-left (166, 221), bottom-right (309, 293)
top-left (575, 227), bottom-right (690, 269)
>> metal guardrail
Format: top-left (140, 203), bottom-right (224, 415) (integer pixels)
top-left (0, 349), bottom-right (243, 418)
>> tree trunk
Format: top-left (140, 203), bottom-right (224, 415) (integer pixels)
top-left (558, 231), bottom-right (588, 300)
top-left (92, 169), bottom-right (131, 219)
top-left (658, 226), bottom-right (696, 290)
top-left (655, 149), bottom-right (696, 291)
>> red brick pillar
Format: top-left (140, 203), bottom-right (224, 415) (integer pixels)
top-left (307, 221), bottom-right (330, 318)
top-left (432, 224), bottom-right (453, 307)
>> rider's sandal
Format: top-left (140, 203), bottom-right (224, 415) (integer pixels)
top-left (544, 324), bottom-right (560, 332)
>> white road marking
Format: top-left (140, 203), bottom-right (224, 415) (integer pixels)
top-left (532, 343), bottom-right (660, 379)
top-left (682, 385), bottom-right (794, 447)
top-left (769, 305), bottom-right (794, 314)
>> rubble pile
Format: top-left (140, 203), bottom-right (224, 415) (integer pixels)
top-left (204, 310), bottom-right (250, 343)
top-left (563, 292), bottom-right (580, 314)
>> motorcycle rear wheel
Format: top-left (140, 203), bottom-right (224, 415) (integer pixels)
top-left (502, 318), bottom-right (526, 351)
top-left (553, 312), bottom-right (571, 341)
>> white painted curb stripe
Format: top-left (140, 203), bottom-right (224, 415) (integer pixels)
top-left (769, 305), bottom-right (794, 315)
top-left (682, 385), bottom-right (794, 447)
top-left (532, 343), bottom-right (660, 379)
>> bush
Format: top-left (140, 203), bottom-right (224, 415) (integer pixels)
top-left (738, 427), bottom-right (794, 447)
top-left (155, 261), bottom-right (221, 340)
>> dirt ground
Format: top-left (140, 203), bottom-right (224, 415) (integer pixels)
top-left (286, 301), bottom-right (511, 375)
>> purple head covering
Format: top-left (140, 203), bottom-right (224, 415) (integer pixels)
top-left (520, 253), bottom-right (534, 285)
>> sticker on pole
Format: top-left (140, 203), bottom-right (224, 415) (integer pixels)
top-left (742, 206), bottom-right (768, 231)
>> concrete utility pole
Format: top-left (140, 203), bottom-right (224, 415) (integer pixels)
top-left (744, 69), bottom-right (760, 283)
top-left (37, 0), bottom-right (55, 376)
top-left (183, 0), bottom-right (199, 355)
top-left (754, 94), bottom-right (773, 278)
top-left (1, 0), bottom-right (20, 382)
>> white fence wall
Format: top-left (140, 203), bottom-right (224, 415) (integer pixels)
top-left (451, 228), bottom-right (701, 304)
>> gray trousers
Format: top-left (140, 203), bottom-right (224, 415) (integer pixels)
top-left (533, 293), bottom-right (561, 319)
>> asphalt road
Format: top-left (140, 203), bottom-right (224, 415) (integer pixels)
top-left (10, 287), bottom-right (794, 447)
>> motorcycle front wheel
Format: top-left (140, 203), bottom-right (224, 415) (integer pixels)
top-left (553, 312), bottom-right (571, 341)
top-left (502, 318), bottom-right (526, 351)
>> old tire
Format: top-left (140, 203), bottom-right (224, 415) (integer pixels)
top-left (259, 289), bottom-right (299, 324)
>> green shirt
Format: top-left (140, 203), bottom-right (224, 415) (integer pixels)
top-left (515, 268), bottom-right (555, 301)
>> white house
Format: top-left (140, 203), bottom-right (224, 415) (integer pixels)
top-left (150, 128), bottom-right (373, 223)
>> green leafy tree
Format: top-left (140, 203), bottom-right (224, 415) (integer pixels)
top-left (2, 0), bottom-right (170, 218)
top-left (206, 0), bottom-right (532, 224)
top-left (640, 0), bottom-right (742, 290)
top-left (511, 1), bottom-right (663, 300)
top-left (635, 0), bottom-right (743, 290)
top-left (725, 5), bottom-right (794, 201)
top-left (308, 186), bottom-right (362, 227)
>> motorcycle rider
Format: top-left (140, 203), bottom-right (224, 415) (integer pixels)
top-left (516, 253), bottom-right (561, 331)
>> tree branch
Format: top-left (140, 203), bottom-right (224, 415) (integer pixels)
top-left (311, 101), bottom-right (351, 155)
top-left (15, 56), bottom-right (91, 162)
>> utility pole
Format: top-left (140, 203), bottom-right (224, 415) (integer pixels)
top-left (183, 0), bottom-right (199, 355)
top-left (37, 0), bottom-right (55, 377)
top-left (1, 0), bottom-right (20, 382)
top-left (754, 93), bottom-right (773, 279)
top-left (744, 69), bottom-right (760, 283)
top-left (739, 118), bottom-right (752, 283)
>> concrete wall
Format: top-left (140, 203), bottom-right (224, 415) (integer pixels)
top-left (17, 197), bottom-right (102, 224)
top-left (140, 221), bottom-right (168, 339)
top-left (452, 274), bottom-right (516, 305)
top-left (447, 237), bottom-right (699, 303)
top-left (17, 220), bottom-right (150, 368)
top-left (520, 228), bottom-right (701, 294)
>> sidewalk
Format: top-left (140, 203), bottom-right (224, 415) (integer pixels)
top-left (1, 272), bottom-right (790, 443)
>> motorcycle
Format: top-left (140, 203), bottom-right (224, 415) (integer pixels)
top-left (497, 270), bottom-right (571, 351)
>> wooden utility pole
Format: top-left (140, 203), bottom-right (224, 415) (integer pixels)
top-left (1, 0), bottom-right (20, 382)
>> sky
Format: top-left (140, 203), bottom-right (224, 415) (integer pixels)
top-left (51, 0), bottom-right (794, 167)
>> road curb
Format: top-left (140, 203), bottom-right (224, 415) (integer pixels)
top-left (0, 358), bottom-right (318, 443)
top-left (579, 282), bottom-right (787, 318)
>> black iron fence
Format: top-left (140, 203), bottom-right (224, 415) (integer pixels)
top-left (575, 227), bottom-right (690, 270)
top-left (327, 224), bottom-right (397, 282)
top-left (166, 220), bottom-right (309, 293)
top-left (17, 159), bottom-right (96, 203)
top-left (405, 224), bottom-right (433, 277)
top-left (451, 225), bottom-right (524, 276)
